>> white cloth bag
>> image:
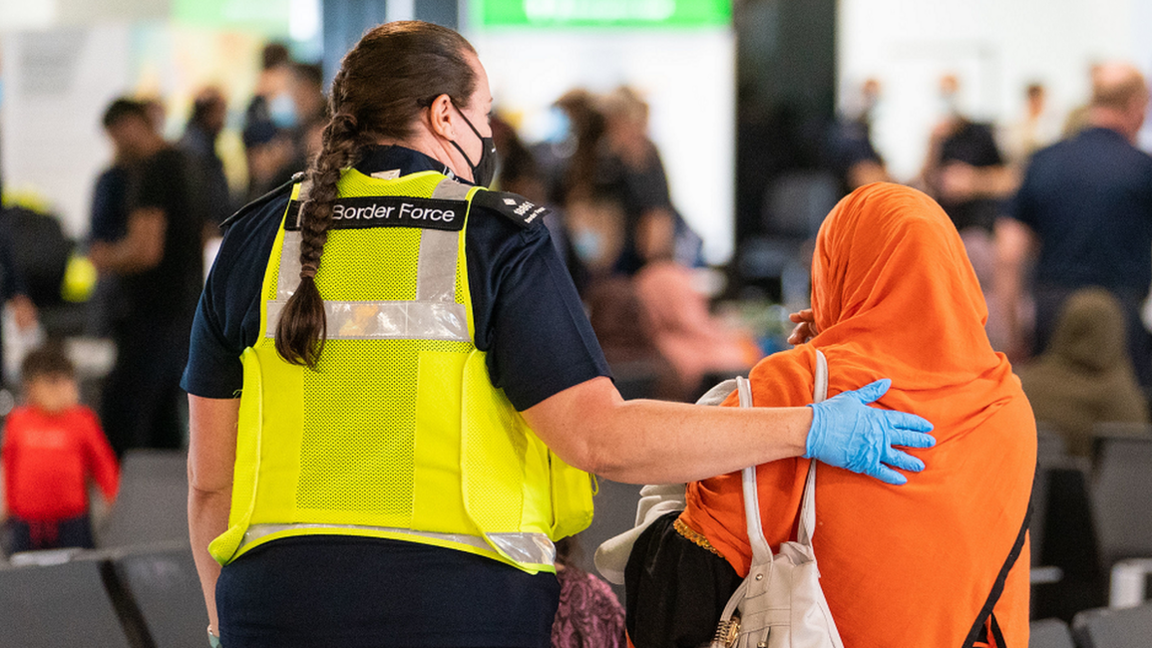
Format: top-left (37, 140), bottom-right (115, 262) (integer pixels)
top-left (709, 350), bottom-right (844, 648)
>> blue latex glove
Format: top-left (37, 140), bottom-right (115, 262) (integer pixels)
top-left (806, 379), bottom-right (935, 485)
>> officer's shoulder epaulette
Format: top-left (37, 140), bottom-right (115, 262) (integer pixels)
top-left (469, 189), bottom-right (551, 229)
top-left (219, 172), bottom-right (305, 231)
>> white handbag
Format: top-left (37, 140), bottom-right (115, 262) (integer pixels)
top-left (709, 350), bottom-right (844, 648)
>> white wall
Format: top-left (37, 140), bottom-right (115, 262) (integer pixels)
top-left (1, 25), bottom-right (132, 237)
top-left (839, 0), bottom-right (1152, 181)
top-left (471, 28), bottom-right (736, 264)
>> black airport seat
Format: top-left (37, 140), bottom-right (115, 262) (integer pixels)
top-left (0, 557), bottom-right (131, 647)
top-left (1073, 603), bottom-right (1152, 648)
top-left (97, 449), bottom-right (189, 549)
top-left (1030, 617), bottom-right (1074, 648)
top-left (112, 544), bottom-right (206, 648)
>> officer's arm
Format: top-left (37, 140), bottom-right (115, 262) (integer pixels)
top-left (88, 207), bottom-right (166, 274)
top-left (521, 376), bottom-right (810, 485)
top-left (187, 395), bottom-right (239, 639)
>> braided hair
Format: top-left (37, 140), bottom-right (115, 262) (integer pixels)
top-left (275, 21), bottom-right (477, 368)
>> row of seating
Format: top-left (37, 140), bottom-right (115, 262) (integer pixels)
top-left (1032, 603), bottom-right (1152, 648)
top-left (1031, 427), bottom-right (1152, 620)
top-left (0, 449), bottom-right (195, 647)
top-left (0, 542), bottom-right (206, 648)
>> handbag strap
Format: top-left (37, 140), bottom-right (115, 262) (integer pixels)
top-left (738, 349), bottom-right (829, 560)
top-left (797, 349), bottom-right (828, 547)
top-left (736, 377), bottom-right (773, 565)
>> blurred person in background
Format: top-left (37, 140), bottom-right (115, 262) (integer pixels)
top-left (1, 345), bottom-right (118, 554)
top-left (1063, 63), bottom-right (1105, 138)
top-left (995, 62), bottom-right (1152, 386)
top-left (489, 114), bottom-right (571, 259)
top-left (550, 88), bottom-right (606, 208)
top-left (537, 89), bottom-right (614, 295)
top-left (243, 42), bottom-right (293, 138)
top-left (1017, 288), bottom-right (1149, 458)
top-left (921, 73), bottom-right (1017, 235)
top-left (242, 121), bottom-right (298, 201)
top-left (632, 261), bottom-right (759, 401)
top-left (598, 86), bottom-right (703, 274)
top-left (88, 100), bottom-right (152, 340)
top-left (0, 233), bottom-right (38, 383)
top-left (281, 62), bottom-right (329, 176)
top-left (551, 536), bottom-right (626, 648)
top-left (1002, 82), bottom-right (1062, 170)
top-left (290, 62), bottom-right (327, 131)
top-left (90, 97), bottom-right (208, 455)
top-left (180, 87), bottom-right (234, 227)
top-left (825, 77), bottom-right (889, 195)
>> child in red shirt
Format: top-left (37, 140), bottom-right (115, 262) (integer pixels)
top-left (2, 345), bottom-right (119, 553)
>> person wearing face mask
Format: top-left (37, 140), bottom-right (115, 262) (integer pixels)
top-left (183, 22), bottom-right (935, 648)
top-left (920, 73), bottom-right (1017, 234)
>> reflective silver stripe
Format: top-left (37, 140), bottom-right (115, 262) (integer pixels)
top-left (276, 230), bottom-right (303, 301)
top-left (268, 178), bottom-right (473, 341)
top-left (415, 177), bottom-right (471, 302)
top-left (239, 523), bottom-right (555, 566)
top-left (265, 299), bottom-right (468, 340)
top-left (488, 532), bottom-right (558, 566)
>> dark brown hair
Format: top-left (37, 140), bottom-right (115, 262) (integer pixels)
top-left (275, 21), bottom-right (478, 368)
top-left (21, 344), bottom-right (74, 383)
top-left (102, 97), bottom-right (150, 129)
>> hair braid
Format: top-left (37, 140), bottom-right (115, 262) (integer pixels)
top-left (274, 105), bottom-right (367, 367)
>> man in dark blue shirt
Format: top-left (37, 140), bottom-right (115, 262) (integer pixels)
top-left (997, 62), bottom-right (1152, 385)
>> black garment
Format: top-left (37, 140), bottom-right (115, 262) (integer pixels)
top-left (217, 536), bottom-right (560, 648)
top-left (2, 514), bottom-right (94, 554)
top-left (625, 512), bottom-right (742, 648)
top-left (938, 120), bottom-right (1005, 232)
top-left (120, 147), bottom-right (207, 323)
top-left (87, 165), bottom-right (131, 338)
top-left (0, 206), bottom-right (73, 309)
top-left (180, 123), bottom-right (233, 226)
top-left (825, 116), bottom-right (883, 196)
top-left (1011, 127), bottom-right (1152, 293)
top-left (0, 237), bottom-right (23, 386)
top-left (102, 147), bottom-right (206, 455)
top-left (90, 165), bottom-right (131, 242)
top-left (1010, 127), bottom-right (1152, 384)
top-left (596, 149), bottom-right (699, 275)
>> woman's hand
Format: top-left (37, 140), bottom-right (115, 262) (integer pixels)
top-left (788, 309), bottom-right (818, 346)
top-left (805, 379), bottom-right (935, 485)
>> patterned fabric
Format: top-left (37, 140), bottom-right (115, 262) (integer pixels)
top-left (673, 516), bottom-right (724, 558)
top-left (552, 567), bottom-right (626, 648)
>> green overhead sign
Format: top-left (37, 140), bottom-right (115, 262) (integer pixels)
top-left (476, 0), bottom-right (731, 28)
top-left (172, 0), bottom-right (291, 35)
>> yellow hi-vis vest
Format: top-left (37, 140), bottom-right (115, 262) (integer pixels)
top-left (208, 169), bottom-right (593, 573)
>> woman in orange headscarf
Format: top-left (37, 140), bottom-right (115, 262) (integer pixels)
top-left (626, 183), bottom-right (1035, 647)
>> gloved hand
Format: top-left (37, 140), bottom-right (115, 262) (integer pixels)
top-left (806, 379), bottom-right (935, 485)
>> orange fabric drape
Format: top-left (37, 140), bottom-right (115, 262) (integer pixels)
top-left (681, 183), bottom-right (1035, 647)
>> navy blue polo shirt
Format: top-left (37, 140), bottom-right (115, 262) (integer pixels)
top-left (1009, 127), bottom-right (1152, 292)
top-left (181, 145), bottom-right (610, 647)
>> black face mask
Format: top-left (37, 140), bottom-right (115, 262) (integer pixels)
top-left (450, 107), bottom-right (498, 188)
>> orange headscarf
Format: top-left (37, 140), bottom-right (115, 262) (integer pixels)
top-left (681, 183), bottom-right (1035, 647)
